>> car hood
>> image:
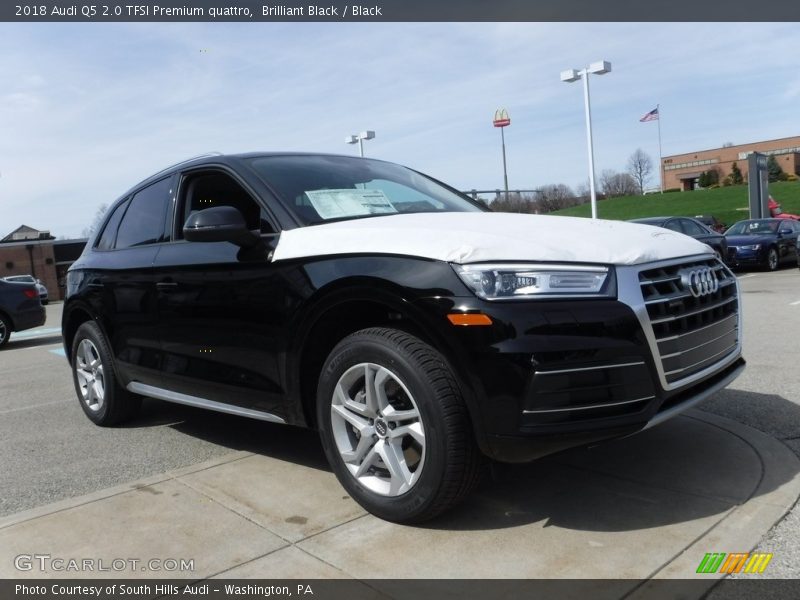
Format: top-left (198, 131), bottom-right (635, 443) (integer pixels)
top-left (272, 212), bottom-right (711, 266)
top-left (725, 234), bottom-right (775, 246)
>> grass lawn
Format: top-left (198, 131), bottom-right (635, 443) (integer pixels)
top-left (551, 182), bottom-right (800, 227)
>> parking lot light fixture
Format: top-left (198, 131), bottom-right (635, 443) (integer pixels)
top-left (561, 61), bottom-right (612, 220)
top-left (345, 130), bottom-right (376, 157)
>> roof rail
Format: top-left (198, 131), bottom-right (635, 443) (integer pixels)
top-left (149, 152), bottom-right (225, 179)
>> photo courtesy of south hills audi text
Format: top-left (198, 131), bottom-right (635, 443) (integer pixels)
top-left (14, 584), bottom-right (315, 597)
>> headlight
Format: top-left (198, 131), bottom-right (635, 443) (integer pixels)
top-left (739, 244), bottom-right (761, 251)
top-left (452, 263), bottom-right (612, 300)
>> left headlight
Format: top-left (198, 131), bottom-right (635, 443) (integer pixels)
top-left (452, 263), bottom-right (613, 300)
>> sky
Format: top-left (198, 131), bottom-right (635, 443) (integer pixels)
top-left (1, 22), bottom-right (798, 238)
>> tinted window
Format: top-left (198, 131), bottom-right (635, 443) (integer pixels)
top-left (96, 200), bottom-right (129, 250)
top-left (176, 171), bottom-right (274, 238)
top-left (681, 219), bottom-right (707, 236)
top-left (115, 178), bottom-right (171, 249)
top-left (663, 220), bottom-right (683, 233)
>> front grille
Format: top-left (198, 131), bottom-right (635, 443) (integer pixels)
top-left (639, 258), bottom-right (739, 384)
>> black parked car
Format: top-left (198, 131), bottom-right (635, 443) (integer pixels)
top-left (0, 279), bottom-right (46, 348)
top-left (63, 153), bottom-right (745, 522)
top-left (630, 217), bottom-right (728, 262)
top-left (724, 218), bottom-right (800, 271)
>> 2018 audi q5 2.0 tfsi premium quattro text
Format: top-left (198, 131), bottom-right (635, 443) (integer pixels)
top-left (63, 153), bottom-right (745, 522)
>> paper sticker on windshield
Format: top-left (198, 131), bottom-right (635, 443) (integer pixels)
top-left (304, 189), bottom-right (397, 220)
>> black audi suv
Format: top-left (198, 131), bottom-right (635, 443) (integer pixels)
top-left (63, 153), bottom-right (745, 522)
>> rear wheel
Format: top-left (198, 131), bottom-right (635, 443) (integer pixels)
top-left (0, 314), bottom-right (10, 348)
top-left (70, 321), bottom-right (141, 425)
top-left (765, 247), bottom-right (779, 271)
top-left (317, 327), bottom-right (482, 523)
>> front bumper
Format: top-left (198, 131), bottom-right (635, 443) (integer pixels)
top-left (419, 255), bottom-right (744, 463)
top-left (727, 246), bottom-right (766, 267)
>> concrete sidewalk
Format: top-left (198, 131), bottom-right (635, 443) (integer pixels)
top-left (1, 409), bottom-right (798, 591)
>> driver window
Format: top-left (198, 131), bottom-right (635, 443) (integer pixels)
top-left (177, 171), bottom-right (275, 238)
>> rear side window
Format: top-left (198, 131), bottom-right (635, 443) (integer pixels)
top-left (95, 200), bottom-right (129, 250)
top-left (115, 178), bottom-right (172, 249)
top-left (681, 220), bottom-right (707, 236)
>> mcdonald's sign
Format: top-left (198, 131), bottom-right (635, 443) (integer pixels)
top-left (696, 552), bottom-right (773, 574)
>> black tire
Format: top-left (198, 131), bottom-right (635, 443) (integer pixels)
top-left (0, 313), bottom-right (11, 348)
top-left (70, 321), bottom-right (141, 426)
top-left (765, 247), bottom-right (779, 271)
top-left (317, 327), bottom-right (482, 523)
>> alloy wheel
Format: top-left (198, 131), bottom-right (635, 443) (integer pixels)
top-left (330, 362), bottom-right (425, 496)
top-left (75, 339), bottom-right (106, 412)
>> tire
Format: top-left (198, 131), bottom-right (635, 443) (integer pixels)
top-left (0, 313), bottom-right (10, 348)
top-left (765, 247), bottom-right (779, 271)
top-left (70, 321), bottom-right (141, 426)
top-left (317, 327), bottom-right (482, 523)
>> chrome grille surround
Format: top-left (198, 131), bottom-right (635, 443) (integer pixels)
top-left (616, 253), bottom-right (742, 392)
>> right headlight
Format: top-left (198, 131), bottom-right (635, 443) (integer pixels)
top-left (452, 263), bottom-right (614, 301)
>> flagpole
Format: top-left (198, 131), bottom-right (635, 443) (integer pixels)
top-left (657, 104), bottom-right (664, 194)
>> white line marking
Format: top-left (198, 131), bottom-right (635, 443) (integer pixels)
top-left (790, 300), bottom-right (800, 306)
top-left (0, 399), bottom-right (70, 415)
top-left (737, 274), bottom-right (758, 280)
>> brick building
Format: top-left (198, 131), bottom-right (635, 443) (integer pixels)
top-left (662, 135), bottom-right (800, 191)
top-left (0, 226), bottom-right (87, 300)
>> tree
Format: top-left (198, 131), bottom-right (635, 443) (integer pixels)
top-left (489, 192), bottom-right (536, 214)
top-left (730, 162), bottom-right (744, 185)
top-left (81, 203), bottom-right (108, 238)
top-left (536, 183), bottom-right (578, 213)
top-left (599, 169), bottom-right (638, 198)
top-left (698, 169), bottom-right (719, 188)
top-left (767, 155), bottom-right (787, 182)
top-left (627, 148), bottom-right (653, 195)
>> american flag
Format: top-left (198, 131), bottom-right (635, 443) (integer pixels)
top-left (640, 107), bottom-right (659, 122)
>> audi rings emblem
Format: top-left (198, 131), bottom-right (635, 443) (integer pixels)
top-left (679, 267), bottom-right (719, 298)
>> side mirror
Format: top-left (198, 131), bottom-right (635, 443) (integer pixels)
top-left (183, 206), bottom-right (259, 248)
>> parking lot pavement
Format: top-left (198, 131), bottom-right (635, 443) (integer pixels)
top-left (1, 268), bottom-right (799, 586)
top-left (0, 408), bottom-right (797, 585)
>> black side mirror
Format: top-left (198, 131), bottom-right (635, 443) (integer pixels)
top-left (183, 206), bottom-right (259, 248)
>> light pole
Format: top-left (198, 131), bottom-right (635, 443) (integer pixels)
top-left (345, 130), bottom-right (375, 157)
top-left (493, 108), bottom-right (511, 202)
top-left (560, 61), bottom-right (612, 220)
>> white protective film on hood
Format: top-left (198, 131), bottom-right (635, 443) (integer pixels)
top-left (271, 212), bottom-right (711, 266)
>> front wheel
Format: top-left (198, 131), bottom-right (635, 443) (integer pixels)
top-left (317, 328), bottom-right (482, 523)
top-left (70, 321), bottom-right (141, 426)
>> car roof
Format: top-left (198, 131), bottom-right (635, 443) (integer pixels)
top-left (630, 217), bottom-right (678, 225)
top-left (121, 152), bottom-right (396, 203)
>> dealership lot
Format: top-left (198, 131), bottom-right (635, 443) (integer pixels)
top-left (1, 268), bottom-right (799, 583)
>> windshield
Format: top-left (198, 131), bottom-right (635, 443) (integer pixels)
top-left (247, 155), bottom-right (484, 225)
top-left (725, 220), bottom-right (779, 236)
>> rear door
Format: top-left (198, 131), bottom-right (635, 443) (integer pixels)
top-left (84, 176), bottom-right (174, 386)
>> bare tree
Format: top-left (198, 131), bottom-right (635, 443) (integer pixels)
top-left (627, 149), bottom-right (653, 195)
top-left (489, 192), bottom-right (536, 214)
top-left (536, 184), bottom-right (578, 213)
top-left (600, 169), bottom-right (638, 198)
top-left (82, 203), bottom-right (109, 238)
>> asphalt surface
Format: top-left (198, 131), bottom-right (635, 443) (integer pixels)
top-left (1, 267), bottom-right (799, 579)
